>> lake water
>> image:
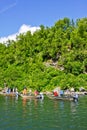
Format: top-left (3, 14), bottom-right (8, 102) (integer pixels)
top-left (0, 95), bottom-right (87, 130)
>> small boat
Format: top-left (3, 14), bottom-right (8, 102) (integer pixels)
top-left (19, 93), bottom-right (44, 99)
top-left (46, 94), bottom-right (75, 101)
top-left (19, 94), bottom-right (35, 99)
top-left (0, 92), bottom-right (18, 97)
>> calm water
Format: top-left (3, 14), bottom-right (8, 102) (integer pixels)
top-left (0, 95), bottom-right (87, 130)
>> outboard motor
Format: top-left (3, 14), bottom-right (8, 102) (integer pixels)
top-left (40, 92), bottom-right (44, 99)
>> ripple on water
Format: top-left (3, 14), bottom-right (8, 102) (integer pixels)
top-left (0, 95), bottom-right (87, 130)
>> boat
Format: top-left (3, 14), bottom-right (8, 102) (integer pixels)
top-left (46, 94), bottom-right (75, 101)
top-left (19, 93), bottom-right (44, 99)
top-left (0, 91), bottom-right (18, 97)
top-left (19, 94), bottom-right (35, 99)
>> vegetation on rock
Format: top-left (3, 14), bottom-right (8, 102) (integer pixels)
top-left (0, 17), bottom-right (87, 91)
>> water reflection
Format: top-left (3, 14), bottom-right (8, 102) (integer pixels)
top-left (22, 98), bottom-right (27, 106)
top-left (59, 101), bottom-right (64, 109)
top-left (0, 95), bottom-right (87, 130)
top-left (70, 100), bottom-right (79, 114)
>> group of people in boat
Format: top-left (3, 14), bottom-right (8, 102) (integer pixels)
top-left (53, 87), bottom-right (79, 101)
top-left (3, 81), bottom-right (18, 95)
top-left (2, 82), bottom-right (79, 101)
top-left (2, 81), bottom-right (44, 99)
top-left (53, 87), bottom-right (64, 97)
top-left (53, 90), bottom-right (64, 97)
top-left (3, 86), bottom-right (18, 95)
top-left (22, 87), bottom-right (44, 99)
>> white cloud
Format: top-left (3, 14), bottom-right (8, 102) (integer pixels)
top-left (0, 33), bottom-right (17, 43)
top-left (19, 24), bottom-right (40, 34)
top-left (0, 24), bottom-right (40, 44)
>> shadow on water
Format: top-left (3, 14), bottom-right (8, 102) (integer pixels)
top-left (0, 95), bottom-right (87, 130)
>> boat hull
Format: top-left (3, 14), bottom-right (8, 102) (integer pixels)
top-left (20, 94), bottom-right (43, 99)
top-left (47, 94), bottom-right (74, 101)
top-left (0, 92), bottom-right (17, 97)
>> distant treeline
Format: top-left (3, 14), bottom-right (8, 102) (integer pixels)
top-left (0, 17), bottom-right (87, 91)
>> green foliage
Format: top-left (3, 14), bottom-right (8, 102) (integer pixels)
top-left (0, 17), bottom-right (87, 91)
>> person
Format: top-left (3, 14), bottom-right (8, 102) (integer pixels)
top-left (29, 89), bottom-right (32, 95)
top-left (15, 87), bottom-right (18, 96)
top-left (23, 87), bottom-right (27, 95)
top-left (73, 93), bottom-right (78, 102)
top-left (53, 91), bottom-right (58, 96)
top-left (7, 87), bottom-right (11, 94)
top-left (60, 90), bottom-right (64, 96)
top-left (34, 90), bottom-right (39, 96)
top-left (13, 88), bottom-right (15, 93)
top-left (4, 86), bottom-right (8, 93)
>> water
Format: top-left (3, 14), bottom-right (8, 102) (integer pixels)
top-left (0, 95), bottom-right (87, 130)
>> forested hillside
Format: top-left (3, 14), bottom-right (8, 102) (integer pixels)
top-left (0, 17), bottom-right (87, 91)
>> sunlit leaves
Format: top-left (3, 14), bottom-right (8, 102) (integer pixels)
top-left (0, 17), bottom-right (87, 91)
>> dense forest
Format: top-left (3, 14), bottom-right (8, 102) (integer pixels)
top-left (0, 17), bottom-right (87, 92)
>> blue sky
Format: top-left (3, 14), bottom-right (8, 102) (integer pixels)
top-left (0, 0), bottom-right (87, 42)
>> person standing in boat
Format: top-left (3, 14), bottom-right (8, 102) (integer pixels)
top-left (7, 87), bottom-right (11, 94)
top-left (23, 87), bottom-right (27, 95)
top-left (73, 92), bottom-right (78, 101)
top-left (60, 90), bottom-right (64, 97)
top-left (4, 86), bottom-right (8, 93)
top-left (14, 87), bottom-right (18, 96)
